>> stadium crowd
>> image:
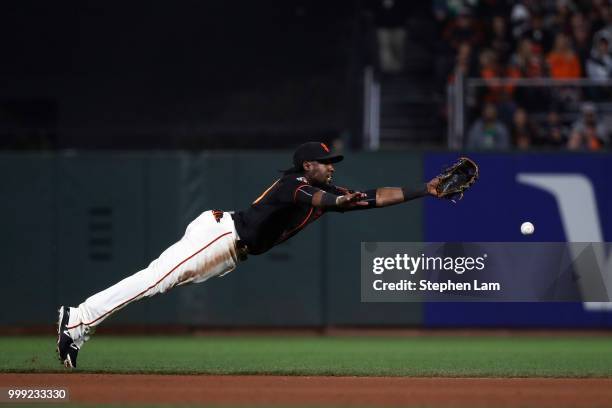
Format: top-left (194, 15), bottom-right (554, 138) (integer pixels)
top-left (434, 0), bottom-right (612, 150)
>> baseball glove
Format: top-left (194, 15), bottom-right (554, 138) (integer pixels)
top-left (435, 157), bottom-right (479, 202)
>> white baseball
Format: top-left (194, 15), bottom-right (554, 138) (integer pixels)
top-left (520, 222), bottom-right (535, 235)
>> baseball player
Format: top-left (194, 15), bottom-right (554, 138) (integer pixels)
top-left (57, 142), bottom-right (442, 368)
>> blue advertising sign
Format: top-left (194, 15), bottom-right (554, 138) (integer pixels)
top-left (423, 153), bottom-right (612, 327)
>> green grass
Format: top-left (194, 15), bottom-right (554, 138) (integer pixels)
top-left (1, 335), bottom-right (612, 377)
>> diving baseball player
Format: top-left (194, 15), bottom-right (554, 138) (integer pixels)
top-left (57, 142), bottom-right (446, 368)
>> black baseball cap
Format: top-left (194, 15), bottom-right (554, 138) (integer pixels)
top-left (284, 142), bottom-right (344, 173)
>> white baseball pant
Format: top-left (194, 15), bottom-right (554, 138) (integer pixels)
top-left (65, 210), bottom-right (240, 343)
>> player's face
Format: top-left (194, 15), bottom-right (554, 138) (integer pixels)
top-left (304, 160), bottom-right (335, 185)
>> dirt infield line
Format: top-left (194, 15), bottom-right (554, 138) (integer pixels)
top-left (2, 374), bottom-right (612, 407)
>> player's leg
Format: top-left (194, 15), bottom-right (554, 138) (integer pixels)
top-left (57, 211), bottom-right (239, 367)
top-left (69, 210), bottom-right (239, 337)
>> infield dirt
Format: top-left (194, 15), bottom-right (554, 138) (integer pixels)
top-left (3, 373), bottom-right (612, 407)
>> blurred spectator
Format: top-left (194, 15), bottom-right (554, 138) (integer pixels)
top-left (569, 12), bottom-right (592, 70)
top-left (479, 49), bottom-right (513, 101)
top-left (546, 32), bottom-right (582, 78)
top-left (567, 102), bottom-right (609, 150)
top-left (487, 15), bottom-right (515, 64)
top-left (586, 33), bottom-right (612, 80)
top-left (510, 1), bottom-right (531, 39)
top-left (371, 0), bottom-right (408, 74)
top-left (443, 7), bottom-right (483, 52)
top-left (448, 42), bottom-right (477, 83)
top-left (572, 25), bottom-right (592, 71)
top-left (585, 32), bottom-right (612, 101)
top-left (434, 3), bottom-right (483, 93)
top-left (509, 38), bottom-right (550, 111)
top-left (432, 0), bottom-right (478, 24)
top-left (590, 0), bottom-right (611, 34)
top-left (511, 107), bottom-right (539, 149)
top-left (432, 0), bottom-right (449, 25)
top-left (541, 110), bottom-right (569, 147)
top-left (546, 0), bottom-right (575, 35)
top-left (478, 48), bottom-right (518, 127)
top-left (545, 33), bottom-right (583, 111)
top-left (466, 102), bottom-right (511, 149)
top-left (511, 38), bottom-right (547, 77)
top-left (522, 13), bottom-right (554, 55)
top-left (592, 3), bottom-right (612, 84)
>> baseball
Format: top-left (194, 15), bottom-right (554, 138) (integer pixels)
top-left (521, 221), bottom-right (535, 235)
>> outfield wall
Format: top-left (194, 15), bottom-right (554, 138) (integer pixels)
top-left (1, 152), bottom-right (611, 328)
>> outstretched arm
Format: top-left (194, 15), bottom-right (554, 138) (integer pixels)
top-left (372, 177), bottom-right (441, 208)
top-left (306, 177), bottom-right (441, 211)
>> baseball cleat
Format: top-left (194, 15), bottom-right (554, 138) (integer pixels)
top-left (56, 306), bottom-right (79, 368)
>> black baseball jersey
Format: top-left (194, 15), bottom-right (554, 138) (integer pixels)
top-left (232, 173), bottom-right (370, 255)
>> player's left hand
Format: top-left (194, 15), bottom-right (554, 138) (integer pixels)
top-left (426, 177), bottom-right (441, 197)
top-left (336, 192), bottom-right (369, 208)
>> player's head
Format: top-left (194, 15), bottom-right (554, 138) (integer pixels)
top-left (283, 142), bottom-right (344, 185)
